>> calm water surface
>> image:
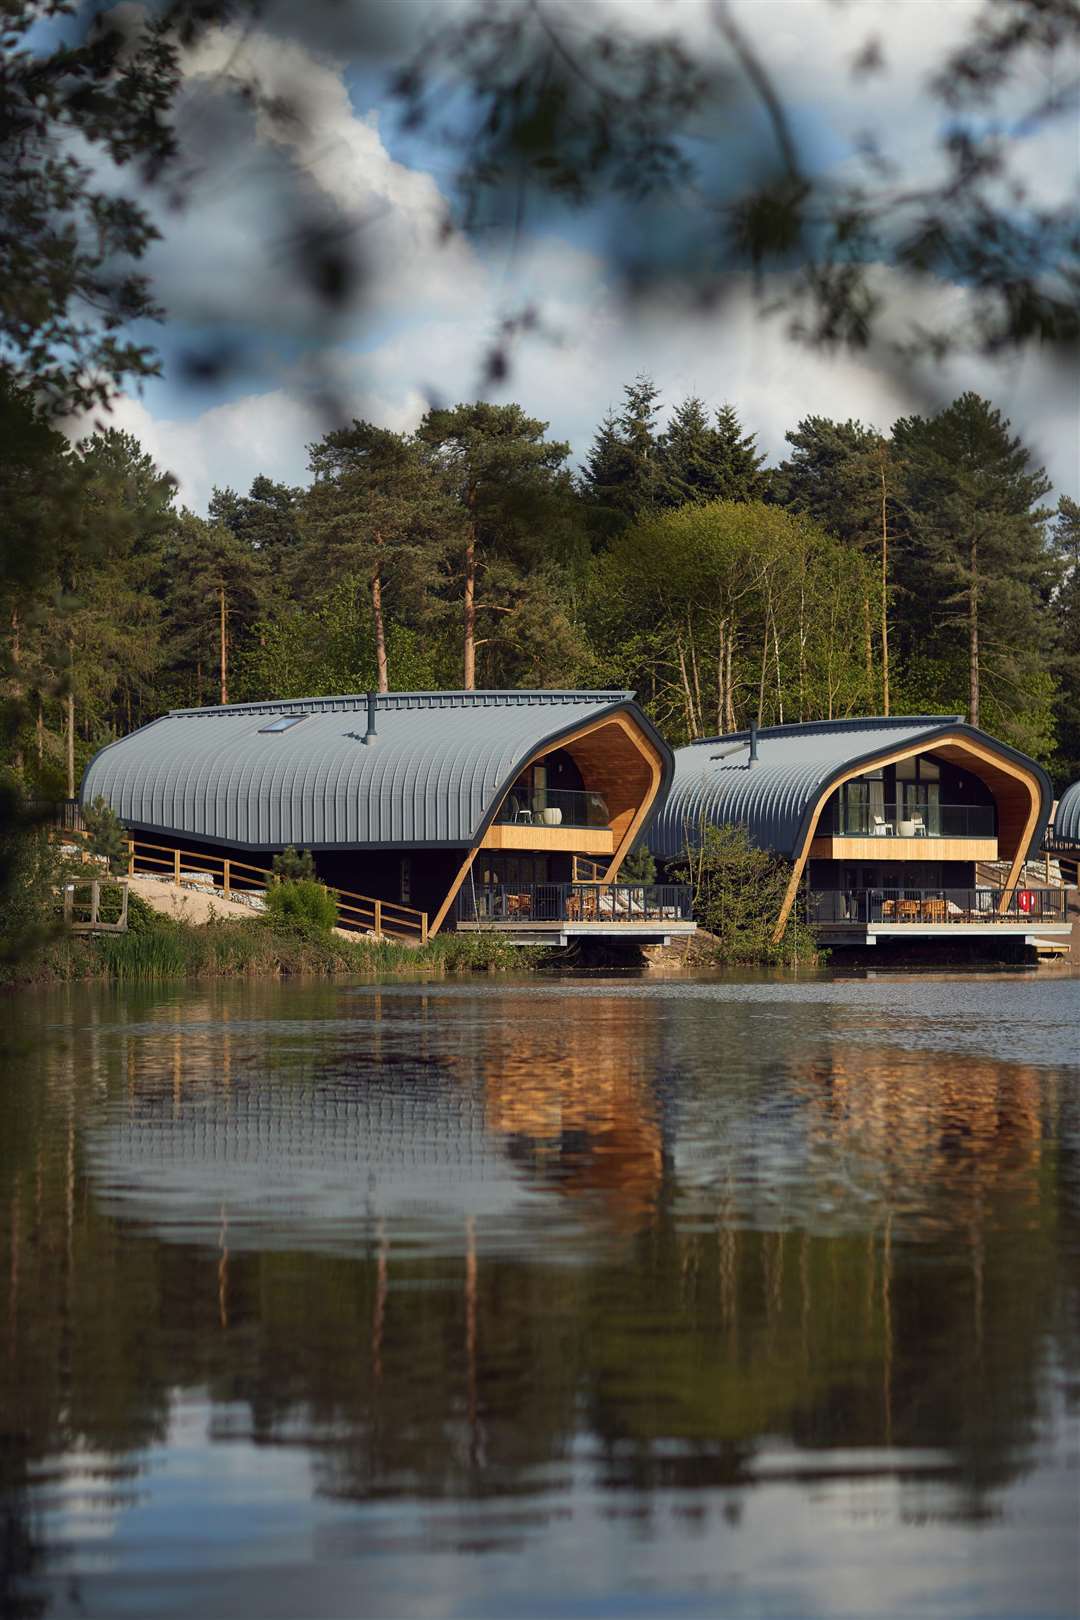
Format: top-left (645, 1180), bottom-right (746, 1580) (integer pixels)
top-left (1, 970), bottom-right (1078, 1619)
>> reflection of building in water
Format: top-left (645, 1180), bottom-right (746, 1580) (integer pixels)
top-left (794, 1043), bottom-right (1048, 1227)
top-left (80, 990), bottom-right (672, 1242)
top-left (473, 994), bottom-right (667, 1229)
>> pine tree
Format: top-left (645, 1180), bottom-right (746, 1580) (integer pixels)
top-left (1050, 496), bottom-right (1080, 783)
top-left (892, 393), bottom-right (1053, 749)
top-left (417, 403), bottom-right (579, 688)
top-left (161, 514), bottom-right (266, 708)
top-left (302, 423), bottom-right (454, 693)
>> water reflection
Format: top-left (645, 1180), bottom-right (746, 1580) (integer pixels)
top-left (1, 977), bottom-right (1078, 1619)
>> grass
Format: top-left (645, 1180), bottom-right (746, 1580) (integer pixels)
top-left (8, 900), bottom-right (540, 987)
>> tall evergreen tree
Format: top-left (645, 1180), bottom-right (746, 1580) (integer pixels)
top-left (209, 477), bottom-right (304, 568)
top-left (1050, 495), bottom-right (1080, 784)
top-left (161, 514), bottom-right (265, 708)
top-left (892, 393), bottom-right (1053, 749)
top-left (302, 423), bottom-right (453, 692)
top-left (581, 375), bottom-right (663, 530)
top-left (657, 398), bottom-right (766, 507)
top-left (771, 416), bottom-right (899, 712)
top-left (417, 403), bottom-right (579, 688)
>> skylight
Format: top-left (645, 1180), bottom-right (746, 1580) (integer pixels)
top-left (258, 714), bottom-right (306, 734)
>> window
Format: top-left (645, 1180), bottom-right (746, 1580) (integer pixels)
top-left (258, 714), bottom-right (306, 733)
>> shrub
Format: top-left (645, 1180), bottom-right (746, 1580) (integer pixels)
top-left (272, 845), bottom-right (317, 881)
top-left (672, 821), bottom-right (816, 965)
top-left (83, 796), bottom-right (129, 875)
top-left (619, 843), bottom-right (657, 884)
top-left (264, 877), bottom-right (338, 935)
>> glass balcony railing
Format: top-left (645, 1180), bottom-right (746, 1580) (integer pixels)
top-left (808, 888), bottom-right (1066, 925)
top-left (494, 788), bottom-right (610, 830)
top-left (828, 802), bottom-right (996, 839)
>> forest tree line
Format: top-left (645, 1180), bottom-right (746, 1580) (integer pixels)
top-left (2, 374), bottom-right (1078, 800)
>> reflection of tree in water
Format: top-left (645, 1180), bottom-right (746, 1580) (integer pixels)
top-left (1, 991), bottom-right (1078, 1602)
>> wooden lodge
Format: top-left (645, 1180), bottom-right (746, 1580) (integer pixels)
top-left (81, 690), bottom-right (696, 947)
top-left (648, 715), bottom-right (1076, 956)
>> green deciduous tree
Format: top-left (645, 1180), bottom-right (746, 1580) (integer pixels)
top-left (590, 499), bottom-right (878, 743)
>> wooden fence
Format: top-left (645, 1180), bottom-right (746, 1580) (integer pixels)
top-left (125, 838), bottom-right (428, 943)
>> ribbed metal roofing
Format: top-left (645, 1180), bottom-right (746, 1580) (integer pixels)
top-left (648, 715), bottom-right (1051, 860)
top-left (81, 690), bottom-right (669, 851)
top-left (1052, 780), bottom-right (1080, 846)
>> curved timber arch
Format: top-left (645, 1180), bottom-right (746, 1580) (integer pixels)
top-left (428, 707), bottom-right (667, 936)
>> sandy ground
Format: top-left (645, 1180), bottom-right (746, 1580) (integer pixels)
top-left (127, 873), bottom-right (385, 943)
top-left (127, 874), bottom-right (267, 926)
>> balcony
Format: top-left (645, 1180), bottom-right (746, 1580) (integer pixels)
top-left (457, 882), bottom-right (695, 945)
top-left (828, 802), bottom-right (996, 838)
top-left (493, 787), bottom-right (610, 829)
top-left (808, 887), bottom-right (1069, 934)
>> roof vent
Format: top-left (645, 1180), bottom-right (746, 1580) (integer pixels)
top-left (749, 718), bottom-right (759, 765)
top-left (362, 691), bottom-right (378, 745)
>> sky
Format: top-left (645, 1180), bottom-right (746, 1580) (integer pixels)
top-left (83, 0), bottom-right (1080, 511)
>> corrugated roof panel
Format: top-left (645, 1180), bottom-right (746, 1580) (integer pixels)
top-left (648, 715), bottom-right (1051, 861)
top-left (82, 689), bottom-right (671, 852)
top-left (1054, 780), bottom-right (1080, 844)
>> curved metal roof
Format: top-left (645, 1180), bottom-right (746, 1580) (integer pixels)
top-left (82, 690), bottom-right (671, 851)
top-left (1052, 780), bottom-right (1080, 846)
top-left (647, 716), bottom-right (1052, 861)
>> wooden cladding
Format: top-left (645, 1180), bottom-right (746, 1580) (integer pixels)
top-left (481, 824), bottom-right (615, 854)
top-left (810, 835), bottom-right (1000, 862)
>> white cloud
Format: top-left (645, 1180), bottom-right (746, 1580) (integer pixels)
top-left (81, 3), bottom-right (1077, 509)
top-left (99, 257), bottom-right (1078, 513)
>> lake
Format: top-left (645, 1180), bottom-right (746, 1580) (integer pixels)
top-left (1, 970), bottom-right (1078, 1619)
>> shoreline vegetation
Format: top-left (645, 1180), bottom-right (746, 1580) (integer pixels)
top-left (2, 810), bottom-right (817, 990)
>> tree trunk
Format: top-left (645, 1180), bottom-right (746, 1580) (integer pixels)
top-left (676, 636), bottom-right (697, 737)
top-left (879, 453), bottom-right (890, 716)
top-left (219, 584), bottom-right (229, 705)
top-left (716, 621), bottom-right (726, 734)
top-left (969, 533), bottom-right (979, 728)
top-left (65, 637), bottom-right (75, 800)
top-left (772, 614), bottom-right (783, 724)
top-left (862, 591), bottom-right (874, 700)
top-left (10, 607), bottom-right (23, 775)
top-left (725, 636), bottom-right (735, 732)
top-left (463, 488), bottom-right (477, 690)
top-left (371, 531), bottom-right (389, 693)
top-left (36, 699), bottom-right (44, 764)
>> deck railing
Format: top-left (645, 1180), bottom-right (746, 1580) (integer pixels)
top-left (808, 888), bottom-right (1067, 926)
top-left (125, 838), bottom-right (428, 942)
top-left (457, 882), bottom-right (692, 925)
